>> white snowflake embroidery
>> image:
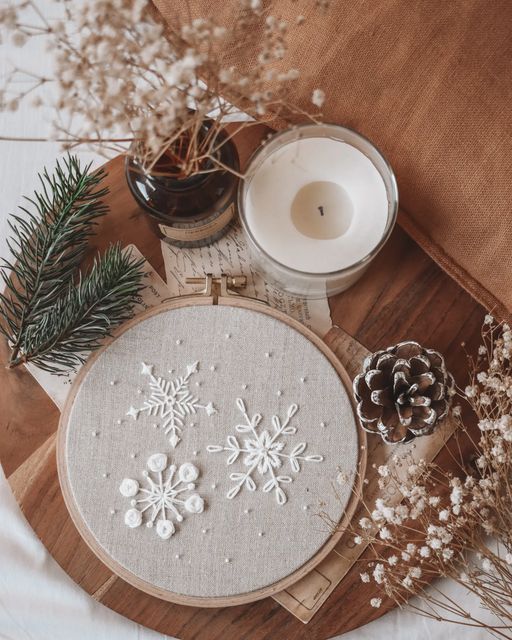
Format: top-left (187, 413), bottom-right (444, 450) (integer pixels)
top-left (126, 361), bottom-right (216, 448)
top-left (119, 453), bottom-right (205, 539)
top-left (207, 398), bottom-right (323, 505)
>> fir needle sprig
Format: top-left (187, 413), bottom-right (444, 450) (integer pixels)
top-left (19, 245), bottom-right (146, 374)
top-left (0, 156), bottom-right (146, 374)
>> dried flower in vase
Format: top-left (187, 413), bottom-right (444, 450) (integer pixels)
top-left (0, 0), bottom-right (328, 244)
top-left (0, 0), bottom-right (326, 177)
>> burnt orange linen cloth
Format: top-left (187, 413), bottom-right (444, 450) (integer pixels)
top-left (153, 0), bottom-right (512, 319)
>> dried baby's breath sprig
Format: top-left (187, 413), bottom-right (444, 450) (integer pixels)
top-left (336, 316), bottom-right (512, 638)
top-left (0, 0), bottom-right (327, 178)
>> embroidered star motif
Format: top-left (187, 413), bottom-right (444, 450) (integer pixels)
top-left (126, 406), bottom-right (140, 420)
top-left (141, 362), bottom-right (154, 376)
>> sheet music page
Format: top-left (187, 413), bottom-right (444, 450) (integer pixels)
top-left (160, 222), bottom-right (332, 337)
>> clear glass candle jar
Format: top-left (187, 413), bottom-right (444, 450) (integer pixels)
top-left (238, 123), bottom-right (398, 298)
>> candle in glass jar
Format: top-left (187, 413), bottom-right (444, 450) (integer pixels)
top-left (239, 124), bottom-right (398, 298)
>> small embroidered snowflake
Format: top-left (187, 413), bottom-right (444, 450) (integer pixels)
top-left (207, 398), bottom-right (323, 505)
top-left (126, 361), bottom-right (216, 448)
top-left (119, 453), bottom-right (205, 539)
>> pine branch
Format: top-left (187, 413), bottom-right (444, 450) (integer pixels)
top-left (12, 245), bottom-right (146, 374)
top-left (0, 155), bottom-right (109, 364)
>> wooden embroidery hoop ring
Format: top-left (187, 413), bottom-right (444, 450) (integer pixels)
top-left (57, 275), bottom-right (367, 608)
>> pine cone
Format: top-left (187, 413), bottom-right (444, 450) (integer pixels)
top-left (353, 341), bottom-right (454, 444)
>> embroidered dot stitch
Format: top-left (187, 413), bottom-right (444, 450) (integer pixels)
top-left (207, 398), bottom-right (324, 506)
top-left (126, 361), bottom-right (216, 449)
top-left (119, 453), bottom-right (205, 540)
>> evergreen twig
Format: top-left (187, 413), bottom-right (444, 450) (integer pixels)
top-left (0, 155), bottom-right (146, 374)
top-left (18, 245), bottom-right (146, 373)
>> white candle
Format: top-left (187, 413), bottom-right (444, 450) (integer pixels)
top-left (240, 124), bottom-right (398, 298)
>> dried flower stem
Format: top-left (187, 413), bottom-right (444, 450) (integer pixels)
top-left (331, 316), bottom-right (512, 637)
top-left (1, 0), bottom-right (327, 178)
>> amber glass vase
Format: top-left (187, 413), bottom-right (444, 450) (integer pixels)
top-left (125, 127), bottom-right (239, 248)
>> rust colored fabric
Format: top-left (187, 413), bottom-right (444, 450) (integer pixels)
top-left (153, 0), bottom-right (512, 318)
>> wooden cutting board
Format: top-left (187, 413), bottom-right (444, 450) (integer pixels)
top-left (0, 125), bottom-right (485, 639)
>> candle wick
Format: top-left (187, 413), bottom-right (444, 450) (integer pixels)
top-left (318, 206), bottom-right (325, 216)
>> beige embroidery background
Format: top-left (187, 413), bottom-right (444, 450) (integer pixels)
top-left (64, 305), bottom-right (359, 598)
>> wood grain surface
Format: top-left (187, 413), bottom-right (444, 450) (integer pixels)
top-left (1, 124), bottom-right (485, 639)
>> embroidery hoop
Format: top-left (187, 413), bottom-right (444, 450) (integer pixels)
top-left (57, 275), bottom-right (367, 607)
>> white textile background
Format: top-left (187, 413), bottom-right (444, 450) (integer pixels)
top-left (0, 4), bottom-right (490, 638)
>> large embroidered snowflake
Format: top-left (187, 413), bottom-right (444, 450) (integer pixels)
top-left (207, 398), bottom-right (323, 505)
top-left (126, 361), bottom-right (216, 448)
top-left (119, 453), bottom-right (205, 539)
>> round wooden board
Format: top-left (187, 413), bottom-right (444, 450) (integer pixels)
top-left (1, 126), bottom-right (486, 639)
top-left (57, 294), bottom-right (366, 608)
